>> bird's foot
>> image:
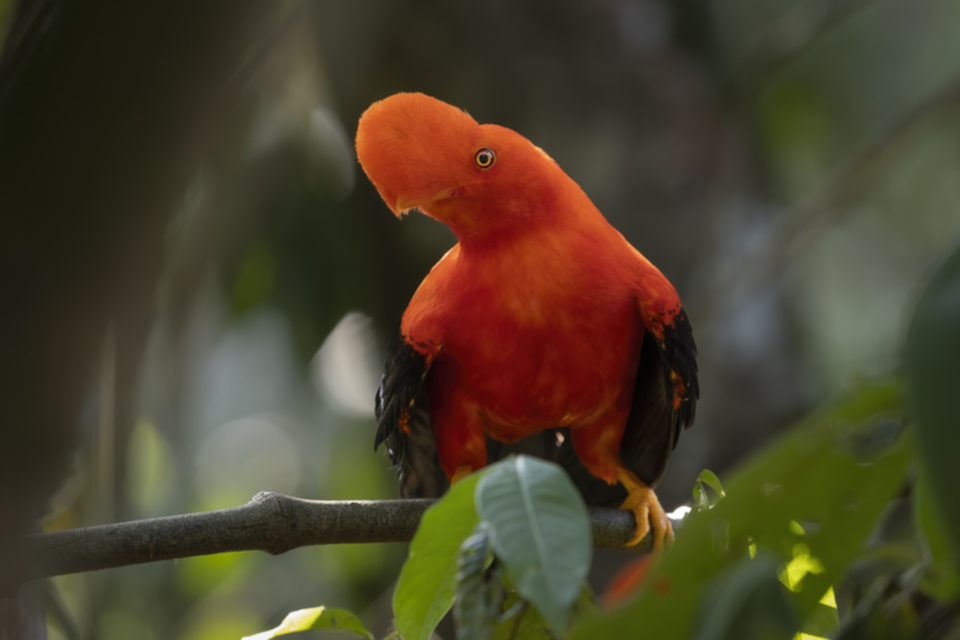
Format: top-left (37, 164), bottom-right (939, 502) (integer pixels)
top-left (616, 468), bottom-right (674, 554)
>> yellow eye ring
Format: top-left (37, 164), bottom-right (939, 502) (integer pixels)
top-left (474, 148), bottom-right (495, 169)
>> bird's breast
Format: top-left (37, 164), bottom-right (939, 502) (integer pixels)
top-left (438, 272), bottom-right (640, 436)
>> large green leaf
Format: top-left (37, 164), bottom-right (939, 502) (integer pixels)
top-left (573, 383), bottom-right (911, 639)
top-left (476, 455), bottom-right (592, 632)
top-left (394, 474), bottom-right (483, 640)
top-left (242, 607), bottom-right (372, 640)
top-left (906, 242), bottom-right (960, 564)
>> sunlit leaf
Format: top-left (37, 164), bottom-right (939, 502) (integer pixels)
top-left (693, 469), bottom-right (725, 512)
top-left (906, 242), bottom-right (960, 564)
top-left (242, 606), bottom-right (372, 640)
top-left (692, 550), bottom-right (796, 640)
top-left (476, 455), bottom-right (592, 632)
top-left (572, 383), bottom-right (911, 639)
top-left (697, 469), bottom-right (725, 499)
top-left (394, 473), bottom-right (483, 640)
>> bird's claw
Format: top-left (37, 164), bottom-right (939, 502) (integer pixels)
top-left (617, 469), bottom-right (674, 554)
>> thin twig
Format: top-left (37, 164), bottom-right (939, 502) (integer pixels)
top-left (19, 493), bottom-right (650, 585)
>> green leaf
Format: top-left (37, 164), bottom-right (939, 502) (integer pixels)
top-left (697, 469), bottom-right (725, 499)
top-left (572, 382), bottom-right (911, 639)
top-left (693, 469), bottom-right (725, 512)
top-left (692, 550), bottom-right (796, 640)
top-left (242, 607), bottom-right (372, 640)
top-left (914, 462), bottom-right (960, 601)
top-left (476, 455), bottom-right (592, 632)
top-left (395, 473), bottom-right (483, 640)
top-left (906, 242), bottom-right (960, 566)
top-left (455, 522), bottom-right (503, 640)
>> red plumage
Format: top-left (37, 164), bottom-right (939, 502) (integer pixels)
top-left (357, 93), bottom-right (698, 550)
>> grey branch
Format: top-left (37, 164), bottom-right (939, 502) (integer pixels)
top-left (22, 492), bottom-right (650, 583)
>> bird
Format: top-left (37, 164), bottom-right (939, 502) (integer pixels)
top-left (356, 92), bottom-right (698, 551)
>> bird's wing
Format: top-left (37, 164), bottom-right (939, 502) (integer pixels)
top-left (375, 330), bottom-right (448, 498)
top-left (619, 307), bottom-right (699, 488)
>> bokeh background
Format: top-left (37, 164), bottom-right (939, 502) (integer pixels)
top-left (2, 1), bottom-right (959, 638)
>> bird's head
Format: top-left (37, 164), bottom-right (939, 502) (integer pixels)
top-left (356, 93), bottom-right (582, 246)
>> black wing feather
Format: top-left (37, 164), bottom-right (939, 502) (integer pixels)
top-left (619, 307), bottom-right (699, 488)
top-left (375, 330), bottom-right (448, 498)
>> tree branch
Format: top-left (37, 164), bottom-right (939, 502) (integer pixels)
top-left (21, 492), bottom-right (649, 584)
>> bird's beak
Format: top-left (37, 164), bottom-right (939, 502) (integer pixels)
top-left (392, 196), bottom-right (419, 217)
top-left (391, 188), bottom-right (463, 219)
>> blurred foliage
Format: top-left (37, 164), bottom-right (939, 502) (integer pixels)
top-left (267, 380), bottom-right (957, 639)
top-left (906, 242), bottom-right (960, 560)
top-left (573, 382), bottom-right (913, 639)
top-left (0, 0), bottom-right (957, 638)
top-left (243, 606), bottom-right (373, 640)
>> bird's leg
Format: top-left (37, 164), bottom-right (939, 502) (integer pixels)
top-left (436, 418), bottom-right (486, 483)
top-left (429, 377), bottom-right (488, 484)
top-left (569, 415), bottom-right (672, 552)
top-left (616, 467), bottom-right (673, 553)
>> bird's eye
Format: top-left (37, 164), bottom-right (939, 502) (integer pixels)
top-left (474, 148), bottom-right (495, 169)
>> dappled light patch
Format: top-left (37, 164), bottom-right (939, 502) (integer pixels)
top-left (779, 543), bottom-right (825, 593)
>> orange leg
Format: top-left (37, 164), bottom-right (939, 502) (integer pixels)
top-left (570, 415), bottom-right (674, 553)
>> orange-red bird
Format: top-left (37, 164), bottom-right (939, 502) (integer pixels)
top-left (357, 93), bottom-right (698, 550)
